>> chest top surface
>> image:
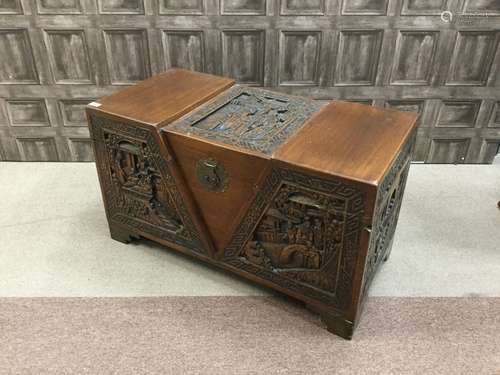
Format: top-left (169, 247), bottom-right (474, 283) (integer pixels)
top-left (274, 101), bottom-right (417, 185)
top-left (90, 69), bottom-right (234, 127)
top-left (89, 69), bottom-right (417, 187)
top-left (166, 85), bottom-right (324, 155)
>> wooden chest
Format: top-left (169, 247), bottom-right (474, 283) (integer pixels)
top-left (86, 69), bottom-right (417, 339)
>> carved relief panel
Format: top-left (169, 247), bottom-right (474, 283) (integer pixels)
top-left (89, 116), bottom-right (206, 254)
top-left (223, 168), bottom-right (365, 309)
top-left (170, 86), bottom-right (323, 155)
top-left (104, 133), bottom-right (184, 233)
top-left (242, 183), bottom-right (346, 291)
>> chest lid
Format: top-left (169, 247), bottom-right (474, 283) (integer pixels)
top-left (274, 101), bottom-right (418, 186)
top-left (166, 85), bottom-right (324, 155)
top-left (87, 69), bottom-right (234, 128)
top-left (164, 84), bottom-right (417, 187)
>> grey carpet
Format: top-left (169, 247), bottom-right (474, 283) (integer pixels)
top-left (1, 163), bottom-right (499, 298)
top-left (1, 296), bottom-right (499, 374)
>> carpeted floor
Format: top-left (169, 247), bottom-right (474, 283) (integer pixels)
top-left (1, 163), bottom-right (499, 298)
top-left (1, 296), bottom-right (499, 375)
top-left (0, 162), bottom-right (499, 374)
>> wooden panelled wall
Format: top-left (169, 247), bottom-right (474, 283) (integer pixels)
top-left (0, 0), bottom-right (499, 163)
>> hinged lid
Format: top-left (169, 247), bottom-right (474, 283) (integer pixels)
top-left (167, 85), bottom-right (324, 155)
top-left (87, 69), bottom-right (234, 128)
top-left (274, 101), bottom-right (418, 186)
top-left (86, 69), bottom-right (236, 257)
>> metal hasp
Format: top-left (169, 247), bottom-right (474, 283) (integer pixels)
top-left (196, 158), bottom-right (229, 193)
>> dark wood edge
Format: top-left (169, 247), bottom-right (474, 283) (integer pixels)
top-left (157, 129), bottom-right (217, 256)
top-left (320, 313), bottom-right (355, 340)
top-left (374, 119), bottom-right (419, 186)
top-left (109, 223), bottom-right (140, 244)
top-left (86, 111), bottom-right (114, 230)
top-left (86, 69), bottom-right (234, 128)
top-left (348, 227), bottom-right (373, 322)
top-left (306, 303), bottom-right (355, 339)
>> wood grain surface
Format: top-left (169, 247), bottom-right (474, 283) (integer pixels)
top-left (95, 69), bottom-right (234, 127)
top-left (87, 69), bottom-right (417, 338)
top-left (165, 131), bottom-right (271, 253)
top-left (275, 101), bottom-right (418, 185)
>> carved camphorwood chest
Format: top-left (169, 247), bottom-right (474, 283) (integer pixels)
top-left (86, 69), bottom-right (417, 339)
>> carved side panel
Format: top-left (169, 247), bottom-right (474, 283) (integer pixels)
top-left (335, 30), bottom-right (382, 86)
top-left (0, 29), bottom-right (38, 84)
top-left (162, 30), bottom-right (204, 72)
top-left (44, 30), bottom-right (93, 84)
top-left (89, 116), bottom-right (206, 253)
top-left (222, 30), bottom-right (265, 85)
top-left (103, 29), bottom-right (150, 84)
top-left (361, 133), bottom-right (415, 300)
top-left (223, 168), bottom-right (365, 309)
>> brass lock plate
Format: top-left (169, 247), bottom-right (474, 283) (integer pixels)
top-left (196, 158), bottom-right (229, 193)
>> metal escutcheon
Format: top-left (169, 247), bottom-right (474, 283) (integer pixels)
top-left (196, 158), bottom-right (229, 193)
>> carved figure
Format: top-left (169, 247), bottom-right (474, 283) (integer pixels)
top-left (104, 132), bottom-right (183, 232)
top-left (171, 87), bottom-right (322, 154)
top-left (243, 187), bottom-right (327, 271)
